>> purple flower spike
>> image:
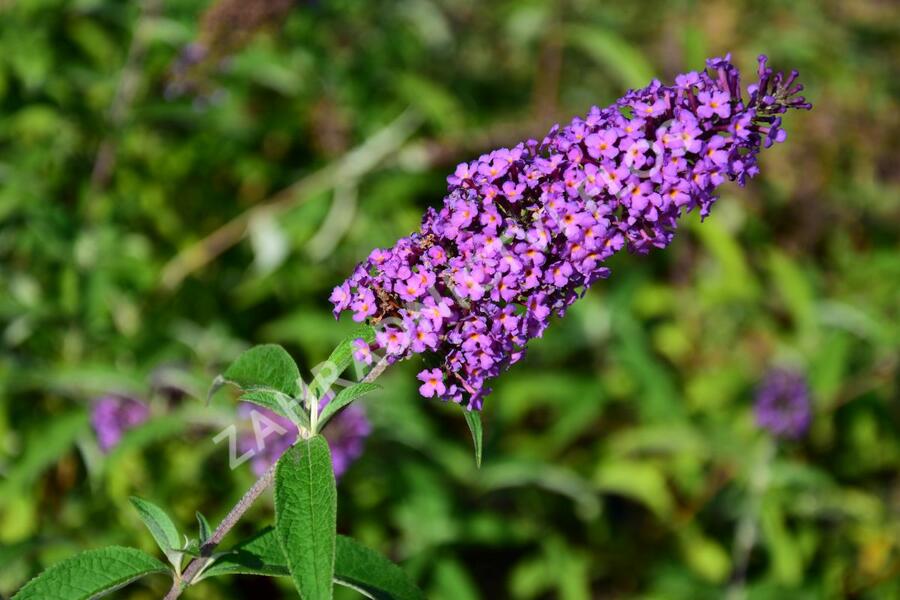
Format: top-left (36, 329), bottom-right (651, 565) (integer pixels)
top-left (91, 395), bottom-right (150, 452)
top-left (332, 55), bottom-right (810, 410)
top-left (755, 369), bottom-right (813, 439)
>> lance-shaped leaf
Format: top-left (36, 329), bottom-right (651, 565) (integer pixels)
top-left (312, 325), bottom-right (376, 398)
top-left (275, 435), bottom-right (337, 600)
top-left (317, 382), bottom-right (380, 433)
top-left (196, 512), bottom-right (212, 545)
top-left (129, 497), bottom-right (183, 570)
top-left (12, 546), bottom-right (168, 600)
top-left (463, 410), bottom-right (483, 468)
top-left (198, 527), bottom-right (288, 580)
top-left (241, 389), bottom-right (309, 430)
top-left (200, 528), bottom-right (424, 599)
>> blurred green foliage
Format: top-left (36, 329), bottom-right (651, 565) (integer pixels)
top-left (1, 0), bottom-right (898, 598)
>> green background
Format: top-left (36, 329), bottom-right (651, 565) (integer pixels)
top-left (1, 0), bottom-right (898, 598)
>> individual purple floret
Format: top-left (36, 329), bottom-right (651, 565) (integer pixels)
top-left (237, 395), bottom-right (371, 478)
top-left (755, 368), bottom-right (812, 439)
top-left (331, 54), bottom-right (811, 410)
top-left (91, 395), bottom-right (151, 452)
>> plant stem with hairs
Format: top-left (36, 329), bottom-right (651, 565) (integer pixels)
top-left (162, 357), bottom-right (389, 599)
top-left (162, 461), bottom-right (277, 599)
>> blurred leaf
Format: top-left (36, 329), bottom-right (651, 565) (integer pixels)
top-left (0, 537), bottom-right (62, 572)
top-left (275, 435), bottom-right (337, 600)
top-left (431, 558), bottom-right (479, 600)
top-left (677, 525), bottom-right (730, 583)
top-left (10, 546), bottom-right (168, 600)
top-left (480, 459), bottom-right (600, 520)
top-left (230, 46), bottom-right (305, 95)
top-left (607, 424), bottom-right (708, 459)
top-left (768, 249), bottom-right (817, 338)
top-left (0, 411), bottom-right (88, 508)
top-left (6, 364), bottom-right (145, 398)
top-left (681, 25), bottom-right (708, 67)
top-left (760, 495), bottom-right (804, 585)
top-left (66, 19), bottom-right (118, 69)
top-left (609, 290), bottom-right (681, 421)
top-left (104, 412), bottom-right (193, 470)
top-left (394, 73), bottom-right (463, 133)
top-left (262, 310), bottom-right (351, 357)
top-left (689, 212), bottom-right (759, 302)
top-left (248, 212), bottom-right (290, 275)
top-left (594, 459), bottom-right (673, 519)
top-left (509, 538), bottom-right (590, 600)
top-left (565, 24), bottom-right (656, 88)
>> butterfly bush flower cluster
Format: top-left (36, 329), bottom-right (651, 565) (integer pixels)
top-left (237, 396), bottom-right (371, 478)
top-left (331, 55), bottom-right (810, 410)
top-left (91, 395), bottom-right (151, 452)
top-left (755, 368), bottom-right (812, 439)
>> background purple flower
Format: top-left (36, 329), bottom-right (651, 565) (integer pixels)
top-left (91, 395), bottom-right (151, 452)
top-left (237, 395), bottom-right (371, 478)
top-left (755, 368), bottom-right (813, 439)
top-left (332, 55), bottom-right (810, 410)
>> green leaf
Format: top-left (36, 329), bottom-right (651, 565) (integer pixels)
top-left (241, 389), bottom-right (309, 429)
top-left (103, 411), bottom-right (193, 470)
top-left (222, 344), bottom-right (302, 398)
top-left (206, 374), bottom-right (226, 405)
top-left (11, 546), bottom-right (168, 600)
top-left (768, 249), bottom-right (817, 338)
top-left (394, 73), bottom-right (463, 133)
top-left (565, 24), bottom-right (656, 89)
top-left (760, 496), bottom-right (803, 585)
top-left (313, 325), bottom-right (376, 397)
top-left (200, 528), bottom-right (425, 599)
top-left (0, 411), bottom-right (89, 509)
top-left (431, 558), bottom-right (480, 600)
top-left (463, 410), bottom-right (483, 468)
top-left (677, 524), bottom-right (730, 583)
top-left (275, 435), bottom-right (337, 600)
top-left (479, 459), bottom-right (600, 520)
top-left (196, 512), bottom-right (212, 545)
top-left (333, 535), bottom-right (426, 600)
top-left (176, 537), bottom-right (201, 557)
top-left (198, 527), bottom-right (288, 580)
top-left (594, 459), bottom-right (673, 519)
top-left (686, 211), bottom-right (759, 302)
top-left (317, 382), bottom-right (380, 432)
top-left (129, 497), bottom-right (183, 569)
